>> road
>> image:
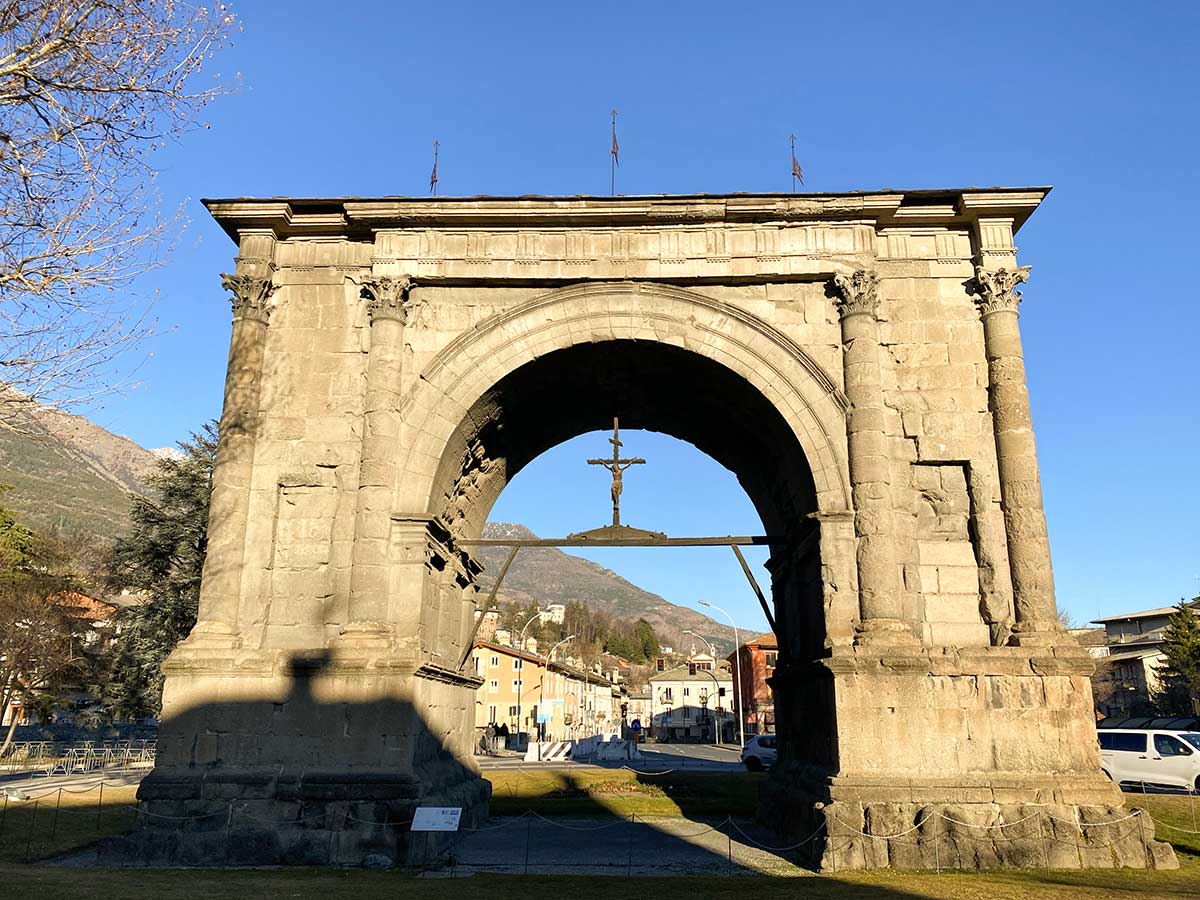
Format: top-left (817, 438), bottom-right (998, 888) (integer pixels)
top-left (477, 741), bottom-right (744, 771)
top-left (1, 770), bottom-right (144, 799)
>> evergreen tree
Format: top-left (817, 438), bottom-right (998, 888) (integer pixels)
top-left (102, 425), bottom-right (216, 718)
top-left (1154, 599), bottom-right (1200, 716)
top-left (632, 618), bottom-right (659, 662)
top-left (0, 489), bottom-right (40, 574)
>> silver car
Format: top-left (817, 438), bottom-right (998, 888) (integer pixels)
top-left (740, 734), bottom-right (778, 771)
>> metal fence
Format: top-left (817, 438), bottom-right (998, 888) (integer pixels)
top-left (0, 741), bottom-right (156, 776)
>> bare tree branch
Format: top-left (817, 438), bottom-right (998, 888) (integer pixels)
top-left (0, 0), bottom-right (238, 415)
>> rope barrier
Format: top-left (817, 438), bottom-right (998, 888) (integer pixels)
top-left (1042, 809), bottom-right (1144, 828)
top-left (527, 811), bottom-right (628, 831)
top-left (619, 766), bottom-right (679, 776)
top-left (728, 817), bottom-right (826, 851)
top-left (936, 811), bottom-right (1041, 830)
top-left (460, 810), bottom-right (534, 832)
top-left (0, 771), bottom-right (1195, 871)
top-left (830, 809), bottom-right (936, 839)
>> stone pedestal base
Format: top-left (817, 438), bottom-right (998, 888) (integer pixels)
top-left (760, 767), bottom-right (1177, 871)
top-left (100, 767), bottom-right (489, 867)
top-left (103, 645), bottom-right (488, 868)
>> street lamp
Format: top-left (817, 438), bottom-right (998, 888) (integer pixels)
top-left (539, 635), bottom-right (576, 746)
top-left (698, 600), bottom-right (745, 750)
top-left (683, 629), bottom-right (724, 748)
top-left (514, 608), bottom-right (545, 748)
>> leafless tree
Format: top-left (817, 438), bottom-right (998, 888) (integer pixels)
top-left (0, 1), bottom-right (237, 419)
top-left (0, 574), bottom-right (85, 755)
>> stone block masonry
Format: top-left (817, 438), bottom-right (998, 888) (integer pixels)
top-left (110, 188), bottom-right (1172, 870)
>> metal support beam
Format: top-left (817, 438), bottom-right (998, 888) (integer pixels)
top-left (457, 545), bottom-right (519, 672)
top-left (731, 544), bottom-right (776, 635)
top-left (457, 534), bottom-right (780, 548)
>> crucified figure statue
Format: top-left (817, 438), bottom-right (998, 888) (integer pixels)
top-left (587, 417), bottom-right (646, 527)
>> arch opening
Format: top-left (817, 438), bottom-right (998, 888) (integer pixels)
top-left (431, 340), bottom-right (820, 542)
top-left (426, 338), bottom-right (837, 765)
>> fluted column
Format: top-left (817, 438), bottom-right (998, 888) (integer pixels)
top-left (829, 271), bottom-right (916, 647)
top-left (189, 273), bottom-right (276, 646)
top-left (967, 265), bottom-right (1059, 644)
top-left (342, 276), bottom-right (412, 643)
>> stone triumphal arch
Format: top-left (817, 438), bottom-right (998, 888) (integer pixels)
top-left (114, 189), bottom-right (1174, 869)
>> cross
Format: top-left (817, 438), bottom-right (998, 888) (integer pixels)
top-left (587, 417), bottom-right (645, 527)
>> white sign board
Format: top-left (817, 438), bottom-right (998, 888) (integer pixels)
top-left (411, 806), bottom-right (462, 832)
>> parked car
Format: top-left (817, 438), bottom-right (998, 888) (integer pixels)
top-left (1097, 729), bottom-right (1200, 791)
top-left (740, 734), bottom-right (777, 772)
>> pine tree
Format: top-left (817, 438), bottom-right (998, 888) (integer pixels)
top-left (102, 425), bottom-right (216, 718)
top-left (1153, 599), bottom-right (1200, 716)
top-left (0, 489), bottom-right (40, 574)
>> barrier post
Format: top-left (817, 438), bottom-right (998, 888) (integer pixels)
top-left (627, 813), bottom-right (634, 875)
top-left (933, 823), bottom-right (940, 875)
top-left (25, 800), bottom-right (38, 862)
top-left (1, 793), bottom-right (8, 841)
top-left (1038, 811), bottom-right (1049, 868)
top-left (96, 782), bottom-right (104, 833)
top-left (524, 817), bottom-right (532, 874)
top-left (50, 787), bottom-right (62, 840)
top-left (1138, 808), bottom-right (1151, 869)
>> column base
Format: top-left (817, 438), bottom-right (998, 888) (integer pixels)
top-left (760, 766), bottom-right (1178, 871)
top-left (179, 620), bottom-right (242, 650)
top-left (98, 767), bottom-right (490, 868)
top-left (1007, 620), bottom-right (1062, 647)
top-left (854, 618), bottom-right (920, 649)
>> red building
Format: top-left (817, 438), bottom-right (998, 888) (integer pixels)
top-left (727, 631), bottom-right (777, 735)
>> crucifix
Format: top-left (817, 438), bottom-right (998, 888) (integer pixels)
top-left (587, 417), bottom-right (645, 527)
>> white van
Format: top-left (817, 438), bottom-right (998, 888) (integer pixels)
top-left (1097, 729), bottom-right (1200, 791)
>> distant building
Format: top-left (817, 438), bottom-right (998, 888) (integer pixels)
top-left (1090, 601), bottom-right (1199, 717)
top-left (625, 688), bottom-right (651, 729)
top-left (475, 609), bottom-right (501, 641)
top-left (469, 640), bottom-right (619, 744)
top-left (647, 651), bottom-right (734, 742)
top-left (539, 604), bottom-right (566, 625)
top-left (728, 631), bottom-right (778, 735)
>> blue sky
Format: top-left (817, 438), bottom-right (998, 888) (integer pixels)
top-left (91, 0), bottom-right (1199, 630)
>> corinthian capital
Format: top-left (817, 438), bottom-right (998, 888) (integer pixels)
top-left (829, 269), bottom-right (879, 319)
top-left (967, 264), bottom-right (1031, 316)
top-left (221, 273), bottom-right (277, 324)
top-left (360, 276), bottom-right (414, 323)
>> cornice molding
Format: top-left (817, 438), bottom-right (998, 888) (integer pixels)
top-left (203, 188), bottom-right (1051, 242)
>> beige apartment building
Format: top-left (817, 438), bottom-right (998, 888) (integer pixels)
top-left (470, 641), bottom-right (619, 742)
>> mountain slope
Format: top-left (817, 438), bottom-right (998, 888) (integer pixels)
top-left (475, 522), bottom-right (742, 657)
top-left (0, 401), bottom-right (748, 657)
top-left (0, 398), bottom-right (156, 540)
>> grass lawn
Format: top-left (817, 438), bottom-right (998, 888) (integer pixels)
top-left (0, 783), bottom-right (139, 864)
top-left (485, 766), bottom-right (760, 816)
top-left (0, 773), bottom-right (1197, 900)
top-left (1, 861), bottom-right (1198, 900)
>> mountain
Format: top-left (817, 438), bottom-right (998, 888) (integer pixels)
top-left (475, 522), bottom-right (744, 658)
top-left (0, 396), bottom-right (156, 541)
top-left (0, 399), bottom-right (749, 657)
